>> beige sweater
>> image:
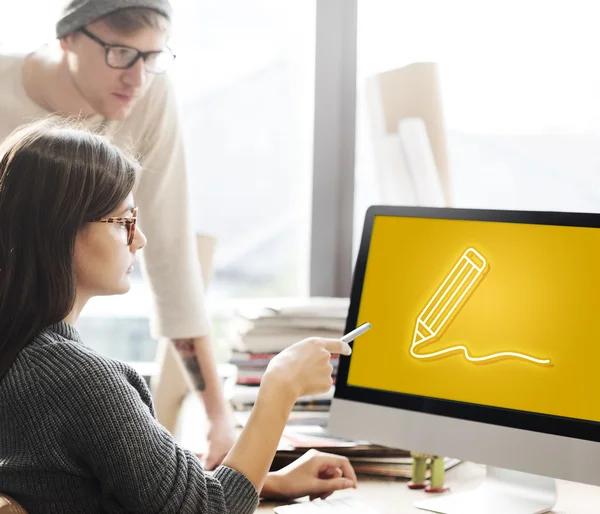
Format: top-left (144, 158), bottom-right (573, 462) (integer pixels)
top-left (0, 53), bottom-right (210, 340)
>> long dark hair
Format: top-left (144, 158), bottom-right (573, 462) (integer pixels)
top-left (0, 118), bottom-right (139, 379)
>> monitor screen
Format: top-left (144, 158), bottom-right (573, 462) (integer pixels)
top-left (335, 206), bottom-right (600, 443)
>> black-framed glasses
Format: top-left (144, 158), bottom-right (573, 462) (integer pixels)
top-left (80, 28), bottom-right (176, 74)
top-left (92, 206), bottom-right (138, 246)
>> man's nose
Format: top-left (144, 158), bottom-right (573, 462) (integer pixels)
top-left (121, 57), bottom-right (146, 88)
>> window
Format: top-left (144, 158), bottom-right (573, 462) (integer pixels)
top-left (354, 0), bottom-right (600, 248)
top-left (169, 0), bottom-right (315, 302)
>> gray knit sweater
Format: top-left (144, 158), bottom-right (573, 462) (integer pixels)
top-left (0, 322), bottom-right (259, 513)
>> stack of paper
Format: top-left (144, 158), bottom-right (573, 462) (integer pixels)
top-left (272, 428), bottom-right (461, 479)
top-left (231, 297), bottom-right (349, 354)
top-left (230, 385), bottom-right (335, 412)
top-left (225, 297), bottom-right (348, 404)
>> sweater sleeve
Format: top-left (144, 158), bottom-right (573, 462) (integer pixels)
top-left (133, 74), bottom-right (210, 340)
top-left (55, 350), bottom-right (258, 514)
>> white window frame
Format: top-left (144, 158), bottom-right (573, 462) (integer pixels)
top-left (310, 0), bottom-right (358, 298)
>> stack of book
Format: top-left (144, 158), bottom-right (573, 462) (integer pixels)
top-left (231, 296), bottom-right (349, 354)
top-left (233, 411), bottom-right (460, 479)
top-left (231, 353), bottom-right (340, 388)
top-left (227, 297), bottom-right (348, 411)
top-left (230, 384), bottom-right (335, 413)
top-left (274, 429), bottom-right (461, 479)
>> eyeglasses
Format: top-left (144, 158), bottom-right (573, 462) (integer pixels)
top-left (80, 28), bottom-right (176, 74)
top-left (92, 207), bottom-right (138, 246)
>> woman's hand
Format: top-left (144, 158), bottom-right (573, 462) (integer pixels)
top-left (261, 449), bottom-right (358, 501)
top-left (262, 338), bottom-right (352, 401)
top-left (220, 338), bottom-right (351, 494)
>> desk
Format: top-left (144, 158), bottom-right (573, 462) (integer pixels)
top-left (257, 462), bottom-right (600, 513)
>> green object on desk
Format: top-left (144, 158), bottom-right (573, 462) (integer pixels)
top-left (429, 457), bottom-right (445, 488)
top-left (409, 452), bottom-right (428, 488)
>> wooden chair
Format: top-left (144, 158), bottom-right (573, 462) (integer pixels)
top-left (0, 494), bottom-right (28, 514)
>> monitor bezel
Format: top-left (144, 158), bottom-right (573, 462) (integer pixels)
top-left (334, 205), bottom-right (600, 444)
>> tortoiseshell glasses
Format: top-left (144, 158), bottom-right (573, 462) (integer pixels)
top-left (92, 206), bottom-right (138, 246)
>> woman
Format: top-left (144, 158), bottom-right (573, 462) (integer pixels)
top-left (0, 119), bottom-right (357, 514)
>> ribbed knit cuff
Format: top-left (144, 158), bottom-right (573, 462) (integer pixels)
top-left (213, 465), bottom-right (259, 514)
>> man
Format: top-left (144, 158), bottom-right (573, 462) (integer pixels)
top-left (0, 0), bottom-right (235, 469)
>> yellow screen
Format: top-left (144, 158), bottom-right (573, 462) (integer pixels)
top-left (348, 215), bottom-right (600, 423)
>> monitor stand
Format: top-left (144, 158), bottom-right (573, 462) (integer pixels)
top-left (413, 466), bottom-right (557, 514)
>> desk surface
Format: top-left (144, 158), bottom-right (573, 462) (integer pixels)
top-left (256, 462), bottom-right (600, 513)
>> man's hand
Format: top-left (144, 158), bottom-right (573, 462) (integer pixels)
top-left (202, 412), bottom-right (237, 470)
top-left (261, 449), bottom-right (357, 501)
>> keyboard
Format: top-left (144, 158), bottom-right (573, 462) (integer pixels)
top-left (273, 497), bottom-right (381, 513)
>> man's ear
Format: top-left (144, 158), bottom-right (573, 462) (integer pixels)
top-left (59, 35), bottom-right (74, 52)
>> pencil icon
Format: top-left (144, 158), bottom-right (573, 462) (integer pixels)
top-left (413, 248), bottom-right (487, 346)
top-left (410, 247), bottom-right (550, 365)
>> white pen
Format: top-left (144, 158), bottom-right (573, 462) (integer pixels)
top-left (340, 322), bottom-right (372, 343)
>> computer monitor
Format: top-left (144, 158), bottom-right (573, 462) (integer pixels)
top-left (328, 205), bottom-right (600, 514)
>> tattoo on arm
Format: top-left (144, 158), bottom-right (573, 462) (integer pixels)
top-left (173, 338), bottom-right (206, 391)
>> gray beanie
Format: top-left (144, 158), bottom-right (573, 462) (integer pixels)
top-left (56, 0), bottom-right (172, 38)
